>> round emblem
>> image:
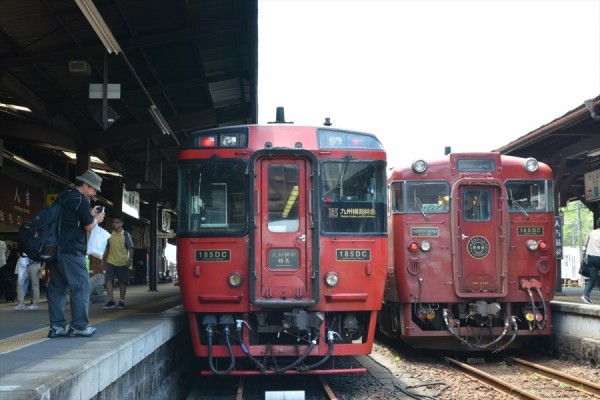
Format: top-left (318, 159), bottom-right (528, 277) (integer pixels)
top-left (467, 236), bottom-right (490, 259)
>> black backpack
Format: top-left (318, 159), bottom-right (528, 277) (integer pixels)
top-left (18, 190), bottom-right (82, 262)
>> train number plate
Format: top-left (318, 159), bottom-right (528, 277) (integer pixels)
top-left (196, 250), bottom-right (231, 262)
top-left (411, 227), bottom-right (439, 237)
top-left (336, 249), bottom-right (370, 261)
top-left (517, 226), bottom-right (543, 236)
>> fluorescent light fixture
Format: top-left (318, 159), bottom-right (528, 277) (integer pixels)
top-left (149, 105), bottom-right (173, 136)
top-left (0, 102), bottom-right (32, 112)
top-left (13, 155), bottom-right (42, 173)
top-left (74, 0), bottom-right (122, 54)
top-left (62, 151), bottom-right (105, 164)
top-left (92, 168), bottom-right (122, 177)
top-left (588, 149), bottom-right (600, 157)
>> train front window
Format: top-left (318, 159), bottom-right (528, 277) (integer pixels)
top-left (268, 164), bottom-right (299, 232)
top-left (177, 160), bottom-right (247, 234)
top-left (506, 180), bottom-right (554, 213)
top-left (392, 181), bottom-right (450, 214)
top-left (320, 160), bottom-right (386, 234)
top-left (463, 189), bottom-right (491, 221)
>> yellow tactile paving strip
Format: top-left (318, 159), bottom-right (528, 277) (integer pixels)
top-left (0, 294), bottom-right (181, 354)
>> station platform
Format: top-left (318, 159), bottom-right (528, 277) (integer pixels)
top-left (0, 283), bottom-right (187, 400)
top-left (553, 285), bottom-right (600, 305)
top-left (0, 284), bottom-right (597, 399)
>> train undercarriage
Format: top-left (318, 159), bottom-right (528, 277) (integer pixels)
top-left (191, 310), bottom-right (376, 375)
top-left (380, 296), bottom-right (552, 352)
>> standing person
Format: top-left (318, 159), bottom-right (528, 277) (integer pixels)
top-left (581, 217), bottom-right (600, 305)
top-left (47, 169), bottom-right (105, 338)
top-left (0, 239), bottom-right (7, 301)
top-left (3, 244), bottom-right (18, 302)
top-left (14, 254), bottom-right (41, 310)
top-left (103, 215), bottom-right (133, 309)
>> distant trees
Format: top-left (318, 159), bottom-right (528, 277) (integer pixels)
top-left (561, 201), bottom-right (593, 249)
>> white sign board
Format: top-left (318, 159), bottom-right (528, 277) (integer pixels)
top-left (584, 169), bottom-right (600, 202)
top-left (122, 186), bottom-right (140, 219)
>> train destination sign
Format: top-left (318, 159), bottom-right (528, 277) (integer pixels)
top-left (457, 159), bottom-right (496, 172)
top-left (196, 250), bottom-right (231, 262)
top-left (411, 227), bottom-right (439, 237)
top-left (269, 249), bottom-right (299, 269)
top-left (517, 226), bottom-right (543, 236)
top-left (336, 249), bottom-right (371, 261)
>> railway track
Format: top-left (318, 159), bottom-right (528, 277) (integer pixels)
top-left (188, 374), bottom-right (342, 400)
top-left (445, 356), bottom-right (600, 399)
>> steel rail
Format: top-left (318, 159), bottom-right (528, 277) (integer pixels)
top-left (444, 357), bottom-right (545, 400)
top-left (510, 357), bottom-right (600, 397)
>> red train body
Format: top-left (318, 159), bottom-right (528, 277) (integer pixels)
top-left (176, 124), bottom-right (388, 374)
top-left (379, 153), bottom-right (556, 351)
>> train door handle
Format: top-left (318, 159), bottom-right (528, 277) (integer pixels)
top-left (461, 234), bottom-right (469, 240)
top-left (297, 234), bottom-right (306, 242)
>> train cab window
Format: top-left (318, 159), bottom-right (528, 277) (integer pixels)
top-left (320, 160), bottom-right (387, 234)
top-left (463, 189), bottom-right (491, 221)
top-left (177, 160), bottom-right (247, 234)
top-left (391, 181), bottom-right (450, 214)
top-left (506, 180), bottom-right (554, 213)
top-left (268, 164), bottom-right (300, 232)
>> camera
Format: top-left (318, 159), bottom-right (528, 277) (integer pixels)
top-left (98, 206), bottom-right (105, 214)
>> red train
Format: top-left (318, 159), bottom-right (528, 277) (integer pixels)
top-left (379, 152), bottom-right (556, 351)
top-left (176, 116), bottom-right (388, 374)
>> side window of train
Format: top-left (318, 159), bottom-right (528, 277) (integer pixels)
top-left (506, 180), bottom-right (554, 213)
top-left (463, 189), bottom-right (491, 221)
top-left (321, 161), bottom-right (386, 233)
top-left (394, 181), bottom-right (450, 214)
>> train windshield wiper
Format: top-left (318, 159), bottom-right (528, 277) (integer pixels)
top-left (335, 154), bottom-right (352, 198)
top-left (415, 197), bottom-right (430, 220)
top-left (509, 190), bottom-right (529, 219)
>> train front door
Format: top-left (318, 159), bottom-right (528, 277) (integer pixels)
top-left (454, 185), bottom-right (506, 296)
top-left (253, 158), bottom-right (314, 305)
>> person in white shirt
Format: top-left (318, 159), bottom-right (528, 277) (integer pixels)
top-left (581, 217), bottom-right (600, 304)
top-left (14, 254), bottom-right (41, 311)
top-left (0, 240), bottom-right (7, 269)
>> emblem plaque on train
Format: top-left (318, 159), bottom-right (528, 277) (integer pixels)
top-left (467, 236), bottom-right (490, 259)
top-left (517, 226), bottom-right (543, 236)
top-left (336, 249), bottom-right (371, 261)
top-left (195, 250), bottom-right (231, 262)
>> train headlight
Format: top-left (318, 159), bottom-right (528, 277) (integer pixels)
top-left (412, 159), bottom-right (428, 173)
top-left (537, 240), bottom-right (548, 251)
top-left (523, 158), bottom-right (539, 173)
top-left (526, 240), bottom-right (539, 251)
top-left (221, 134), bottom-right (238, 147)
top-left (420, 241), bottom-right (431, 252)
top-left (228, 272), bottom-right (243, 287)
top-left (408, 241), bottom-right (420, 252)
top-left (325, 271), bottom-right (339, 287)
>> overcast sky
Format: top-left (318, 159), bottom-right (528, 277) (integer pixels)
top-left (257, 0), bottom-right (600, 168)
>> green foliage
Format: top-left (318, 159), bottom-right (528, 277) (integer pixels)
top-left (560, 201), bottom-right (594, 248)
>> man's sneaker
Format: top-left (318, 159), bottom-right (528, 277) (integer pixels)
top-left (48, 326), bottom-right (68, 338)
top-left (67, 326), bottom-right (96, 337)
top-left (13, 303), bottom-right (25, 311)
top-left (118, 301), bottom-right (125, 309)
top-left (581, 296), bottom-right (592, 305)
top-left (103, 301), bottom-right (116, 309)
top-left (28, 305), bottom-right (38, 311)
